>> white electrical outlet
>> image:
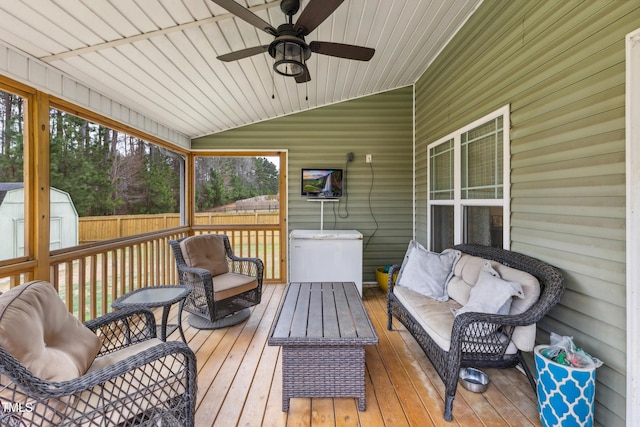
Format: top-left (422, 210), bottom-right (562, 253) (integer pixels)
top-left (366, 154), bottom-right (372, 163)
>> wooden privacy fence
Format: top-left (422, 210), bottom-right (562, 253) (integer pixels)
top-left (79, 212), bottom-right (279, 243)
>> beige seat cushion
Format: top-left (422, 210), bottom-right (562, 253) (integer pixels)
top-left (180, 234), bottom-right (229, 276)
top-left (213, 272), bottom-right (259, 301)
top-left (447, 254), bottom-right (541, 351)
top-left (394, 285), bottom-right (517, 354)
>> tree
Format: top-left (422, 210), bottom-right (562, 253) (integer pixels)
top-left (194, 156), bottom-right (279, 211)
top-left (0, 92), bottom-right (24, 182)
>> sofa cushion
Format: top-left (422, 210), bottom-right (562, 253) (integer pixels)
top-left (453, 263), bottom-right (524, 316)
top-left (449, 254), bottom-right (540, 312)
top-left (396, 240), bottom-right (460, 301)
top-left (447, 253), bottom-right (541, 351)
top-left (452, 263), bottom-right (524, 336)
top-left (492, 258), bottom-right (541, 351)
top-left (451, 254), bottom-right (489, 294)
top-left (179, 234), bottom-right (229, 277)
top-left (491, 262), bottom-right (541, 316)
top-left (0, 280), bottom-right (101, 382)
top-left (394, 285), bottom-right (517, 354)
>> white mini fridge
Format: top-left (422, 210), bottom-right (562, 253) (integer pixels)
top-left (289, 229), bottom-right (363, 295)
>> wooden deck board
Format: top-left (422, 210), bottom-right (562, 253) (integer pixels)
top-left (159, 284), bottom-right (541, 426)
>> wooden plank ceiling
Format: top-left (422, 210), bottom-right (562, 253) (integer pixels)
top-left (0, 0), bottom-right (481, 139)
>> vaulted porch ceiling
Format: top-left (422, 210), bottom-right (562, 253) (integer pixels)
top-left (0, 0), bottom-right (481, 139)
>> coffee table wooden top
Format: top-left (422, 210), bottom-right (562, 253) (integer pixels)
top-left (269, 282), bottom-right (378, 346)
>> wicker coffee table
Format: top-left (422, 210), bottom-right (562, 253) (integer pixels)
top-left (268, 282), bottom-right (378, 411)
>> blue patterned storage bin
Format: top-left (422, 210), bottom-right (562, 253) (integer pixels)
top-left (534, 345), bottom-right (597, 427)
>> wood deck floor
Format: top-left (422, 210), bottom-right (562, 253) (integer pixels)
top-left (164, 283), bottom-right (541, 427)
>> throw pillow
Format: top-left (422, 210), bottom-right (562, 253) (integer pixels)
top-left (396, 240), bottom-right (461, 301)
top-left (452, 262), bottom-right (525, 336)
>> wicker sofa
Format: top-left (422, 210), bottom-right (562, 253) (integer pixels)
top-left (387, 244), bottom-right (564, 421)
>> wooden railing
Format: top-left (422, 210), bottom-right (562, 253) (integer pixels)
top-left (192, 224), bottom-right (282, 282)
top-left (0, 224), bottom-right (283, 321)
top-left (49, 229), bottom-right (187, 321)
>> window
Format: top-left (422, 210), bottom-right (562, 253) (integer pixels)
top-left (49, 108), bottom-right (183, 245)
top-left (194, 154), bottom-right (283, 281)
top-left (428, 106), bottom-right (510, 251)
top-left (194, 155), bottom-right (280, 215)
top-left (0, 89), bottom-right (26, 261)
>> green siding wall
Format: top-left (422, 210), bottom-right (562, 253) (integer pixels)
top-left (192, 87), bottom-right (414, 283)
top-left (415, 1), bottom-right (639, 426)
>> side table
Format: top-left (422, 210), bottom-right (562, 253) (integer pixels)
top-left (112, 285), bottom-right (191, 342)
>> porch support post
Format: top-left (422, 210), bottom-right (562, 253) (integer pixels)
top-left (279, 151), bottom-right (288, 283)
top-left (186, 153), bottom-right (195, 233)
top-left (626, 27), bottom-right (640, 427)
top-left (26, 91), bottom-right (51, 281)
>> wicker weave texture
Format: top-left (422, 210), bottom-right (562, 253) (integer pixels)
top-left (387, 244), bottom-right (564, 421)
top-left (282, 345), bottom-right (366, 411)
top-left (0, 308), bottom-right (197, 426)
top-left (169, 234), bottom-right (264, 324)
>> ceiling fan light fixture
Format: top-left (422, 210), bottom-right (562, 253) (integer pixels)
top-left (273, 40), bottom-right (305, 77)
top-left (269, 36), bottom-right (311, 77)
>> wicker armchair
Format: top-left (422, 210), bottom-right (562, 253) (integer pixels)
top-left (0, 280), bottom-right (197, 426)
top-left (387, 244), bottom-right (564, 421)
top-left (169, 234), bottom-right (263, 329)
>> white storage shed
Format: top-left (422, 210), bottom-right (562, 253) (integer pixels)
top-left (0, 183), bottom-right (78, 260)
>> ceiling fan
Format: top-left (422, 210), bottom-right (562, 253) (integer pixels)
top-left (212, 0), bottom-right (375, 83)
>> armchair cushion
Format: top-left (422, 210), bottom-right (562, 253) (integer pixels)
top-left (0, 280), bottom-right (101, 382)
top-left (87, 338), bottom-right (163, 373)
top-left (180, 234), bottom-right (230, 277)
top-left (213, 272), bottom-right (259, 301)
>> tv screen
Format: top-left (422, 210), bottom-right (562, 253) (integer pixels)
top-left (301, 168), bottom-right (343, 198)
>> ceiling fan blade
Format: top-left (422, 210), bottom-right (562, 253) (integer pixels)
top-left (210, 0), bottom-right (277, 35)
top-left (294, 0), bottom-right (345, 36)
top-left (217, 45), bottom-right (269, 62)
top-left (309, 41), bottom-right (375, 61)
top-left (295, 67), bottom-right (311, 83)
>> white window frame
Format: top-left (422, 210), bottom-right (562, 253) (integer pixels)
top-left (427, 105), bottom-right (511, 250)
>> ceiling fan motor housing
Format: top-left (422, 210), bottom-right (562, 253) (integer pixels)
top-left (280, 0), bottom-right (300, 17)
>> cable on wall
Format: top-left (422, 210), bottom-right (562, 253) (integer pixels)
top-left (363, 161), bottom-right (378, 251)
top-left (337, 155), bottom-right (352, 220)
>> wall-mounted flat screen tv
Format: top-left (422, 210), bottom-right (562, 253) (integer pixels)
top-left (301, 168), bottom-right (343, 198)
